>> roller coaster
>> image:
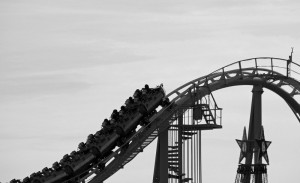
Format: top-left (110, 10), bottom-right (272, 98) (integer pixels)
top-left (9, 57), bottom-right (300, 183)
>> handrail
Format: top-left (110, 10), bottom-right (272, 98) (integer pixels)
top-left (167, 57), bottom-right (300, 101)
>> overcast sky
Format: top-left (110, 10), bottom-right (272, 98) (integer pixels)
top-left (1, 0), bottom-right (300, 182)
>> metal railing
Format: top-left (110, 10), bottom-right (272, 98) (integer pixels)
top-left (167, 57), bottom-right (300, 102)
top-left (210, 57), bottom-right (300, 80)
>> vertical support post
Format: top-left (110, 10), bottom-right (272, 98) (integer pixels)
top-left (178, 110), bottom-right (183, 183)
top-left (153, 138), bottom-right (161, 183)
top-left (244, 85), bottom-right (263, 183)
top-left (160, 127), bottom-right (169, 183)
top-left (270, 58), bottom-right (274, 74)
top-left (238, 61), bottom-right (243, 78)
top-left (153, 126), bottom-right (169, 183)
top-left (255, 59), bottom-right (258, 70)
top-left (287, 48), bottom-right (293, 77)
top-left (199, 130), bottom-right (202, 183)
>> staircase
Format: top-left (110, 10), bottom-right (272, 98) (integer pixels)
top-left (200, 104), bottom-right (216, 125)
top-left (167, 131), bottom-right (196, 183)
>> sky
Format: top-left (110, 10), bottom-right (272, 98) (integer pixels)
top-left (1, 0), bottom-right (300, 182)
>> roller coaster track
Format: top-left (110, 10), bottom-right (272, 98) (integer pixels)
top-left (166, 57), bottom-right (300, 121)
top-left (16, 57), bottom-right (300, 183)
top-left (83, 57), bottom-right (300, 183)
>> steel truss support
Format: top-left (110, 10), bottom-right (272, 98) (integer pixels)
top-left (153, 92), bottom-right (222, 183)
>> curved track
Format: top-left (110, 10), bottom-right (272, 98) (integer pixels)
top-left (14, 57), bottom-right (300, 183)
top-left (167, 57), bottom-right (300, 120)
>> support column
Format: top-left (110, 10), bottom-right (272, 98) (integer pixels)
top-left (178, 110), bottom-right (183, 183)
top-left (198, 131), bottom-right (202, 183)
top-left (153, 126), bottom-right (169, 183)
top-left (244, 85), bottom-right (263, 183)
top-left (153, 137), bottom-right (160, 183)
top-left (159, 128), bottom-right (169, 183)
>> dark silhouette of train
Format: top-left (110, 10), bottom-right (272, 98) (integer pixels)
top-left (10, 84), bottom-right (170, 183)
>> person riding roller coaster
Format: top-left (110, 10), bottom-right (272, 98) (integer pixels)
top-left (125, 96), bottom-right (137, 113)
top-left (42, 167), bottom-right (54, 176)
top-left (78, 142), bottom-right (89, 154)
top-left (86, 134), bottom-right (96, 145)
top-left (144, 84), bottom-right (150, 93)
top-left (30, 172), bottom-right (42, 181)
top-left (10, 179), bottom-right (21, 183)
top-left (94, 129), bottom-right (105, 142)
top-left (133, 89), bottom-right (142, 102)
top-left (13, 84), bottom-right (168, 183)
top-left (70, 150), bottom-right (81, 161)
top-left (119, 105), bottom-right (128, 116)
top-left (101, 118), bottom-right (113, 134)
top-left (110, 109), bottom-right (120, 125)
top-left (59, 154), bottom-right (72, 166)
top-left (135, 86), bottom-right (152, 102)
top-left (52, 161), bottom-right (61, 171)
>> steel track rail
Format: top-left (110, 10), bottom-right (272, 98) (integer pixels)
top-left (17, 57), bottom-right (300, 183)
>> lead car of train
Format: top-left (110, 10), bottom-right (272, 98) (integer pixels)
top-left (11, 84), bottom-right (170, 183)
